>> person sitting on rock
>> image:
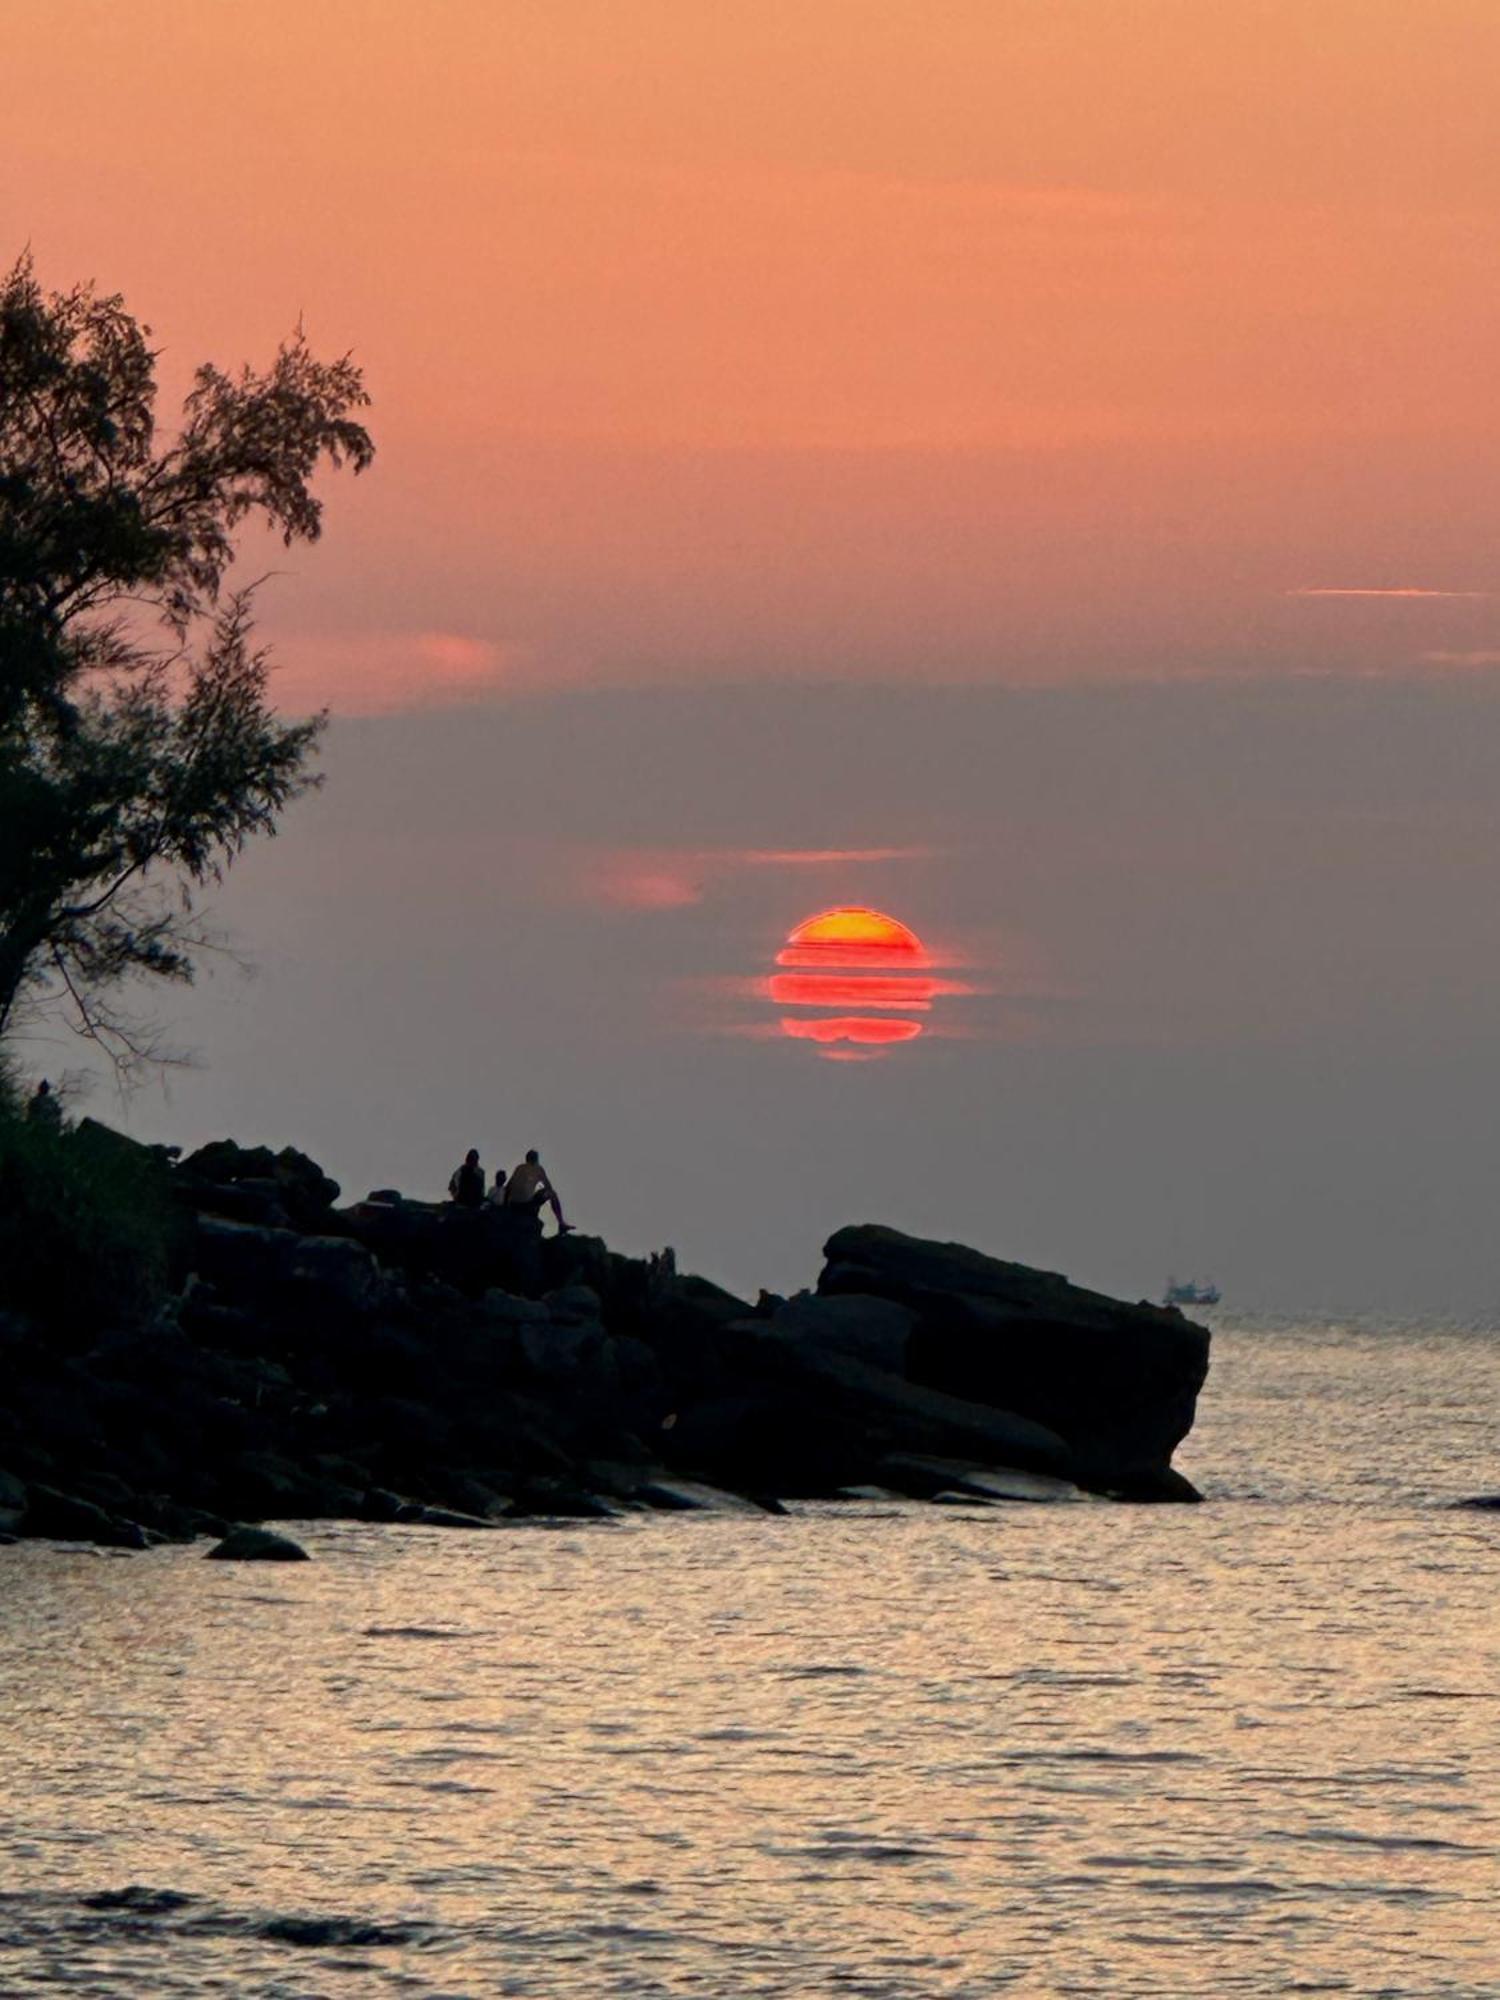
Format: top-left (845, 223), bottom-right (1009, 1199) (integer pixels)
top-left (447, 1148), bottom-right (485, 1208)
top-left (485, 1166), bottom-right (509, 1208)
top-left (503, 1148), bottom-right (572, 1232)
top-left (26, 1079), bottom-right (62, 1132)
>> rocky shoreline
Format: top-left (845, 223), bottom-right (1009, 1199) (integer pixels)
top-left (0, 1132), bottom-right (1211, 1553)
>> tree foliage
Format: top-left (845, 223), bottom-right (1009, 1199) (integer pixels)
top-left (0, 1073), bottom-right (184, 1330)
top-left (0, 254), bottom-right (373, 1056)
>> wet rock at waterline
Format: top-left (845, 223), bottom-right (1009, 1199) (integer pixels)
top-left (205, 1527), bottom-right (310, 1562)
top-left (819, 1224), bottom-right (1210, 1497)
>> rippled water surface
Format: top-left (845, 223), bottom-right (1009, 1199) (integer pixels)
top-left (3, 1319), bottom-right (1500, 1997)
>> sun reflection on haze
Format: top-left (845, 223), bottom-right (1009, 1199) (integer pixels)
top-left (781, 1015), bottom-right (925, 1046)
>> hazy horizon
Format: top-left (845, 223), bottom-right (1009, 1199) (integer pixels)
top-left (16, 671), bottom-right (1500, 1316)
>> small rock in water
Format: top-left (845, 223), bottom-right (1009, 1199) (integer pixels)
top-left (205, 1526), bottom-right (311, 1562)
top-left (82, 1886), bottom-right (197, 1914)
top-left (258, 1913), bottom-right (425, 1949)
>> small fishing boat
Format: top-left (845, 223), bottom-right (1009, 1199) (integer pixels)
top-left (1163, 1277), bottom-right (1221, 1308)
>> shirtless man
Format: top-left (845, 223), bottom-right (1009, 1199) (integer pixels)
top-left (503, 1148), bottom-right (571, 1232)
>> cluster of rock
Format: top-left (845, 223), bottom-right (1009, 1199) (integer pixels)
top-left (0, 1135), bottom-right (1211, 1553)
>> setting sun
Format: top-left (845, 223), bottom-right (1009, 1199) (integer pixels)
top-left (771, 906), bottom-right (942, 1056)
top-left (777, 906), bottom-right (928, 968)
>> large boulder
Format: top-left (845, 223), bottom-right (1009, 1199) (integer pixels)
top-left (178, 1141), bottom-right (340, 1229)
top-left (214, 1450), bottom-right (364, 1518)
top-left (630, 1274), bottom-right (758, 1404)
top-left (21, 1484), bottom-right (150, 1548)
top-left (190, 1217), bottom-right (302, 1290)
top-left (513, 1322), bottom-right (666, 1446)
top-left (190, 1218), bottom-right (387, 1320)
top-left (518, 1320), bottom-right (613, 1391)
top-left (819, 1225), bottom-right (1209, 1496)
top-left (661, 1391), bottom-right (874, 1497)
top-left (733, 1338), bottom-right (1071, 1476)
top-left (544, 1283), bottom-right (604, 1323)
top-left (761, 1291), bottom-right (915, 1374)
top-left (341, 1198), bottom-right (545, 1298)
top-left (482, 1289), bottom-right (551, 1325)
top-left (287, 1236), bottom-right (386, 1316)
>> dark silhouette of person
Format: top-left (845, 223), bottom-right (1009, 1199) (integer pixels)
top-left (503, 1148), bottom-right (571, 1231)
top-left (26, 1079), bottom-right (62, 1132)
top-left (448, 1148), bottom-right (485, 1207)
top-left (485, 1166), bottom-right (509, 1208)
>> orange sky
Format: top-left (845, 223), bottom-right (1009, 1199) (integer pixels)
top-left (7, 0), bottom-right (1500, 704)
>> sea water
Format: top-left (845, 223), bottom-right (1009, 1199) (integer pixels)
top-left (1, 1318), bottom-right (1498, 1997)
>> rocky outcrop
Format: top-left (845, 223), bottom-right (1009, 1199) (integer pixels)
top-left (177, 1140), bottom-right (341, 1231)
top-left (0, 1136), bottom-right (1212, 1550)
top-left (819, 1225), bottom-right (1210, 1498)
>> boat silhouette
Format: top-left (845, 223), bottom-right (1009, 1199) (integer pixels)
top-left (1163, 1276), bottom-right (1221, 1308)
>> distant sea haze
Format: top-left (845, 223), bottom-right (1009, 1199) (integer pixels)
top-left (72, 673), bottom-right (1500, 1317)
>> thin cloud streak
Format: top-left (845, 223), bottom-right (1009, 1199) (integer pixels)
top-left (1288, 587), bottom-right (1490, 600)
top-left (741, 846), bottom-right (938, 866)
top-left (570, 843), bottom-right (946, 910)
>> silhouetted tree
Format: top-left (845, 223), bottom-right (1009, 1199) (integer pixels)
top-left (0, 255), bottom-right (372, 1059)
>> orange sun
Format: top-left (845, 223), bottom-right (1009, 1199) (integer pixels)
top-left (776, 905), bottom-right (929, 969)
top-left (771, 906), bottom-right (945, 1057)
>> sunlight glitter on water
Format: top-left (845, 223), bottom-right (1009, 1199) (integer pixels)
top-left (1, 1319), bottom-right (1499, 1998)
